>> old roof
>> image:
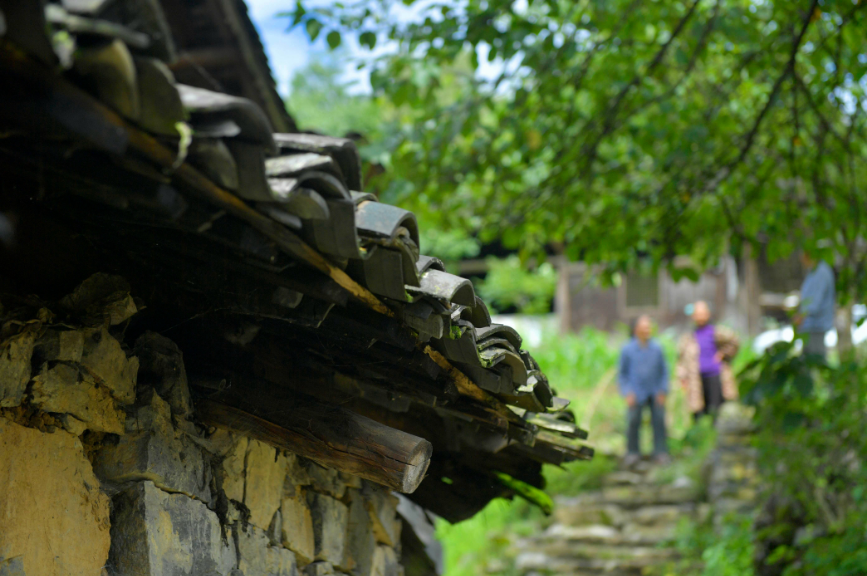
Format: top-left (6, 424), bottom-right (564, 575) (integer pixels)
top-left (0, 0), bottom-right (592, 521)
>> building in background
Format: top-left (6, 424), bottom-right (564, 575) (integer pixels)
top-left (554, 250), bottom-right (805, 336)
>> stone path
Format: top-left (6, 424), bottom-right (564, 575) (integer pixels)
top-left (513, 403), bottom-right (758, 576)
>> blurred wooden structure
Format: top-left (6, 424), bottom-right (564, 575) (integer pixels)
top-left (555, 250), bottom-right (805, 335)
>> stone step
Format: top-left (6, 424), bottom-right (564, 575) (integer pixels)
top-left (521, 567), bottom-right (640, 576)
top-left (555, 484), bottom-right (698, 512)
top-left (602, 470), bottom-right (646, 486)
top-left (554, 501), bottom-right (701, 529)
top-left (517, 538), bottom-right (678, 562)
top-left (553, 501), bottom-right (627, 527)
top-left (601, 479), bottom-right (699, 507)
top-left (515, 545), bottom-right (678, 573)
top-left (532, 523), bottom-right (677, 547)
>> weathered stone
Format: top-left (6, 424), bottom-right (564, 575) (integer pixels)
top-left (58, 273), bottom-right (138, 327)
top-left (305, 460), bottom-right (346, 499)
top-left (235, 524), bottom-right (298, 576)
top-left (286, 453), bottom-right (313, 487)
top-left (602, 480), bottom-right (698, 507)
top-left (0, 326), bottom-right (36, 407)
top-left (0, 419), bottom-right (111, 576)
top-left (282, 489), bottom-right (316, 565)
top-left (712, 497), bottom-right (755, 519)
top-left (134, 332), bottom-right (191, 417)
top-left (0, 557), bottom-right (26, 576)
top-left (628, 504), bottom-right (696, 526)
top-left (370, 546), bottom-right (400, 576)
top-left (246, 439), bottom-right (290, 530)
top-left (93, 427), bottom-right (212, 502)
top-left (269, 509), bottom-right (284, 546)
top-left (531, 522), bottom-right (682, 548)
top-left (396, 494), bottom-right (442, 575)
top-left (34, 328), bottom-right (85, 363)
top-left (309, 492), bottom-right (349, 565)
top-left (617, 523), bottom-right (677, 544)
top-left (80, 327), bottom-right (138, 404)
top-left (341, 472), bottom-right (363, 490)
top-left (515, 552), bottom-right (654, 575)
top-left (543, 524), bottom-right (619, 542)
top-left (363, 485), bottom-right (400, 547)
top-left (717, 432), bottom-right (754, 449)
top-left (218, 434), bottom-right (249, 503)
top-left (58, 413), bottom-right (89, 436)
top-left (31, 362), bottom-right (125, 434)
top-left (109, 481), bottom-right (236, 576)
top-left (602, 471), bottom-right (645, 486)
top-left (345, 490), bottom-right (376, 575)
top-left (716, 403), bottom-right (756, 435)
top-left (125, 387), bottom-right (174, 436)
top-left (553, 502), bottom-right (625, 527)
top-left (303, 562), bottom-right (335, 576)
top-left (516, 541), bottom-right (676, 569)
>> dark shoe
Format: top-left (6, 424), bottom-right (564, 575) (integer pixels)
top-left (623, 453), bottom-right (641, 469)
top-left (653, 453), bottom-right (672, 466)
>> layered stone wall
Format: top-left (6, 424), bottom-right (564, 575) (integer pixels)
top-left (0, 276), bottom-right (404, 576)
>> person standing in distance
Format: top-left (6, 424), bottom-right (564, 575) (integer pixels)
top-left (676, 301), bottom-right (740, 422)
top-left (794, 250), bottom-right (835, 358)
top-left (619, 315), bottom-right (670, 468)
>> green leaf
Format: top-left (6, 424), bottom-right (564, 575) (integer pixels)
top-left (359, 31), bottom-right (377, 49)
top-left (326, 30), bottom-right (341, 49)
top-left (305, 18), bottom-right (323, 42)
top-left (493, 471), bottom-right (554, 515)
top-left (291, 1), bottom-right (305, 26)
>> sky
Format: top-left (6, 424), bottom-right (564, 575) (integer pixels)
top-left (244, 0), bottom-right (337, 95)
top-left (243, 0), bottom-right (505, 96)
top-left (243, 0), bottom-right (433, 95)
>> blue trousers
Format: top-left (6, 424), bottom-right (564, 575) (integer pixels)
top-left (626, 397), bottom-right (668, 456)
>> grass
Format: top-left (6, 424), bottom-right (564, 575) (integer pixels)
top-left (436, 321), bottom-right (754, 576)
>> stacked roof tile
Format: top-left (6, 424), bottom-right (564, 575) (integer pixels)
top-left (0, 0), bottom-right (592, 521)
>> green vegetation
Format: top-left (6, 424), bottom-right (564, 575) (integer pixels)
top-left (435, 324), bottom-right (738, 576)
top-left (285, 54), bottom-right (377, 138)
top-left (737, 342), bottom-right (867, 575)
top-left (284, 0), bottom-right (867, 303)
top-left (281, 2), bottom-right (867, 573)
top-left (284, 53), bottom-right (395, 165)
top-left (474, 255), bottom-right (557, 314)
top-left (667, 513), bottom-right (757, 576)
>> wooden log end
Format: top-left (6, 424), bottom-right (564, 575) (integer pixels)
top-left (400, 439), bottom-right (433, 494)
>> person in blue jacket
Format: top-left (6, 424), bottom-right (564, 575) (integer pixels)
top-left (795, 250), bottom-right (836, 358)
top-left (619, 315), bottom-right (670, 467)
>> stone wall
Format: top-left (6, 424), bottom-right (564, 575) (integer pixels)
top-left (0, 276), bottom-right (405, 576)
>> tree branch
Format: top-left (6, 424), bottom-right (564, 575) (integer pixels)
top-left (580, 0), bottom-right (704, 172)
top-left (697, 0), bottom-right (820, 196)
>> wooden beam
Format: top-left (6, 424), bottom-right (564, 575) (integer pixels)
top-left (197, 397), bottom-right (432, 493)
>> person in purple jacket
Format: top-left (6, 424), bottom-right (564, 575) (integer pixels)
top-left (676, 301), bottom-right (740, 422)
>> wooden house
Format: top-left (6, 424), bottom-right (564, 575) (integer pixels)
top-left (0, 2), bottom-right (588, 574)
top-left (555, 251), bottom-right (806, 335)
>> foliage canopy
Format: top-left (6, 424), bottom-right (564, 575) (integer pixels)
top-left (284, 0), bottom-right (867, 296)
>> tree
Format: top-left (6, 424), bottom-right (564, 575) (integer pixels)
top-left (286, 53), bottom-right (368, 135)
top-left (282, 0), bottom-right (867, 301)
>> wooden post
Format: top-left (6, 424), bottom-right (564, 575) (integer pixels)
top-left (743, 245), bottom-right (762, 336)
top-left (196, 397), bottom-right (432, 494)
top-left (554, 257), bottom-right (573, 335)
